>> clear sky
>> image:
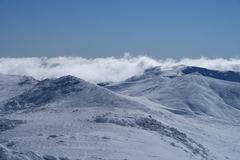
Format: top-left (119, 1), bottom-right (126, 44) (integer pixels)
top-left (0, 0), bottom-right (240, 58)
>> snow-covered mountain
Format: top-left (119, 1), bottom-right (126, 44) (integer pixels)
top-left (0, 74), bottom-right (37, 103)
top-left (0, 75), bottom-right (143, 114)
top-left (0, 66), bottom-right (240, 160)
top-left (107, 66), bottom-right (240, 120)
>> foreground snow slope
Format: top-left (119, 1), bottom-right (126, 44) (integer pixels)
top-left (0, 67), bottom-right (240, 160)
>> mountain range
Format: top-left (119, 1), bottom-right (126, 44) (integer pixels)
top-left (0, 66), bottom-right (240, 160)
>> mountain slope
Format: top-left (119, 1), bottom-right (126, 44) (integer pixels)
top-left (0, 74), bottom-right (37, 103)
top-left (0, 75), bottom-right (143, 114)
top-left (182, 66), bottom-right (240, 83)
top-left (0, 69), bottom-right (240, 160)
top-left (106, 66), bottom-right (240, 120)
top-left (124, 66), bottom-right (240, 83)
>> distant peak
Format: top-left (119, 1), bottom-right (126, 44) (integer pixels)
top-left (18, 75), bottom-right (38, 86)
top-left (144, 66), bottom-right (162, 75)
top-left (181, 66), bottom-right (240, 83)
top-left (36, 75), bottom-right (85, 87)
top-left (54, 75), bottom-right (82, 83)
top-left (57, 75), bottom-right (79, 80)
top-left (126, 65), bottom-right (240, 83)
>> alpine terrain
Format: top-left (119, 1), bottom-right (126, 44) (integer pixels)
top-left (0, 66), bottom-right (240, 160)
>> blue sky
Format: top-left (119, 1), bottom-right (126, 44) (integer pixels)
top-left (0, 0), bottom-right (240, 58)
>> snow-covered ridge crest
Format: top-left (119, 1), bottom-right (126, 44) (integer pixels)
top-left (126, 65), bottom-right (240, 83)
top-left (107, 66), bottom-right (240, 120)
top-left (0, 56), bottom-right (240, 82)
top-left (0, 75), bottom-right (143, 114)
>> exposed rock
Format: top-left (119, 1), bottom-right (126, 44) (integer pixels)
top-left (0, 144), bottom-right (43, 160)
top-left (102, 136), bottom-right (110, 140)
top-left (59, 157), bottom-right (70, 160)
top-left (47, 135), bottom-right (58, 139)
top-left (0, 119), bottom-right (24, 132)
top-left (43, 154), bottom-right (57, 160)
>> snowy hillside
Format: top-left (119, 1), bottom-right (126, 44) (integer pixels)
top-left (0, 75), bottom-right (143, 114)
top-left (0, 74), bottom-right (37, 103)
top-left (0, 66), bottom-right (240, 160)
top-left (107, 66), bottom-right (240, 120)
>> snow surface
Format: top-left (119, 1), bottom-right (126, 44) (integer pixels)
top-left (0, 66), bottom-right (240, 160)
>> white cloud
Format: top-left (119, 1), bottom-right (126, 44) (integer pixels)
top-left (0, 56), bottom-right (240, 83)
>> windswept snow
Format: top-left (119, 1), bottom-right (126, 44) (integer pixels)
top-left (0, 74), bottom-right (37, 103)
top-left (107, 66), bottom-right (240, 120)
top-left (0, 75), bottom-right (143, 114)
top-left (0, 144), bottom-right (43, 160)
top-left (0, 66), bottom-right (240, 160)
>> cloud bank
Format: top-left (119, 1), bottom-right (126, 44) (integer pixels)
top-left (0, 55), bottom-right (240, 83)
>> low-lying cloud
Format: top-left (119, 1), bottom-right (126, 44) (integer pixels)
top-left (0, 55), bottom-right (240, 83)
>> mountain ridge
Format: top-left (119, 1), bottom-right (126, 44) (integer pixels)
top-left (0, 66), bottom-right (240, 160)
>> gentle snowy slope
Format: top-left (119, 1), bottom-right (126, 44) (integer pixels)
top-left (1, 106), bottom-right (216, 160)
